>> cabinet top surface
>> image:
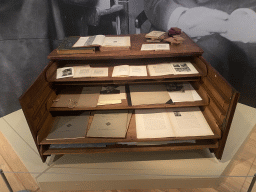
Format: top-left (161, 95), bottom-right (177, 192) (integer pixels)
top-left (47, 33), bottom-right (204, 60)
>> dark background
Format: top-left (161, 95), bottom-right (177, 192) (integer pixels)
top-left (0, 0), bottom-right (255, 117)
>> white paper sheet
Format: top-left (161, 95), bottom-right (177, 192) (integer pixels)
top-left (135, 109), bottom-right (175, 139)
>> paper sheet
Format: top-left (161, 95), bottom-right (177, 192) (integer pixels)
top-left (166, 82), bottom-right (202, 102)
top-left (91, 67), bottom-right (108, 77)
top-left (73, 66), bottom-right (91, 78)
top-left (135, 109), bottom-right (174, 139)
top-left (166, 107), bottom-right (214, 137)
top-left (129, 66), bottom-right (147, 76)
top-left (170, 62), bottom-right (199, 75)
top-left (147, 63), bottom-right (175, 76)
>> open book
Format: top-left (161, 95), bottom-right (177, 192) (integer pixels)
top-left (135, 107), bottom-right (214, 139)
top-left (147, 62), bottom-right (199, 76)
top-left (73, 35), bottom-right (131, 51)
top-left (112, 65), bottom-right (148, 77)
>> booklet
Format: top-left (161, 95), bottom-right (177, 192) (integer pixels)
top-left (46, 111), bottom-right (90, 140)
top-left (87, 110), bottom-right (132, 138)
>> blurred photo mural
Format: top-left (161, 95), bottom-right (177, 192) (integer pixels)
top-left (0, 0), bottom-right (256, 117)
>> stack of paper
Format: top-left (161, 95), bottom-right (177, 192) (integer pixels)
top-left (166, 82), bottom-right (202, 102)
top-left (129, 84), bottom-right (172, 106)
top-left (112, 65), bottom-right (147, 77)
top-left (87, 110), bottom-right (132, 138)
top-left (97, 85), bottom-right (126, 105)
top-left (46, 111), bottom-right (90, 140)
top-left (135, 107), bottom-right (214, 139)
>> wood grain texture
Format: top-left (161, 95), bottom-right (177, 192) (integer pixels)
top-left (47, 33), bottom-right (204, 60)
top-left (20, 33), bottom-right (239, 161)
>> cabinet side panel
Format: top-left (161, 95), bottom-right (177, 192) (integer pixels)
top-left (199, 56), bottom-right (240, 159)
top-left (19, 61), bottom-right (56, 162)
top-left (214, 91), bottom-right (239, 159)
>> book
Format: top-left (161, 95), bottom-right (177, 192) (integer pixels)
top-left (145, 31), bottom-right (166, 40)
top-left (135, 107), bottom-right (214, 139)
top-left (73, 66), bottom-right (108, 78)
top-left (112, 65), bottom-right (147, 77)
top-left (87, 110), bottom-right (132, 138)
top-left (46, 111), bottom-right (90, 140)
top-left (56, 36), bottom-right (96, 54)
top-left (147, 63), bottom-right (174, 76)
top-left (147, 62), bottom-right (198, 76)
top-left (73, 35), bottom-right (131, 51)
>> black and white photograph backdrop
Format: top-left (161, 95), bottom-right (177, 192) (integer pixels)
top-left (0, 0), bottom-right (256, 117)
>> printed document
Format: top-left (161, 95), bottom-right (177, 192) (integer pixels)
top-left (166, 107), bottom-right (214, 137)
top-left (73, 66), bottom-right (91, 78)
top-left (135, 109), bottom-right (174, 139)
top-left (112, 65), bottom-right (148, 77)
top-left (91, 67), bottom-right (108, 77)
top-left (56, 67), bottom-right (74, 79)
top-left (170, 62), bottom-right (199, 75)
top-left (135, 107), bottom-right (214, 139)
top-left (147, 63), bottom-right (175, 76)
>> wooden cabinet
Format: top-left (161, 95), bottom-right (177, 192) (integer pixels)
top-left (19, 33), bottom-right (239, 162)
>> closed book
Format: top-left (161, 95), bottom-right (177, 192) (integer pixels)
top-left (56, 36), bottom-right (95, 54)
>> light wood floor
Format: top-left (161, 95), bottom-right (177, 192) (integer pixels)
top-left (1, 125), bottom-right (256, 192)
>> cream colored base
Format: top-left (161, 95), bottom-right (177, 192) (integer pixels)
top-left (0, 103), bottom-right (256, 191)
